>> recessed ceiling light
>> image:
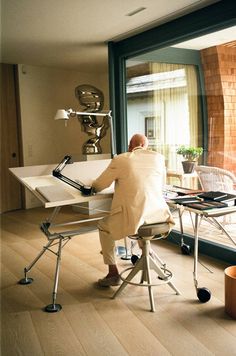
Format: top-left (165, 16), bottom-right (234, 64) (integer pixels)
top-left (126, 7), bottom-right (147, 17)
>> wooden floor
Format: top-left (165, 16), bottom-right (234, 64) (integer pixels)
top-left (1, 206), bottom-right (236, 356)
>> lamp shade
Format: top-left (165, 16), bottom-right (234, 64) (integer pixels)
top-left (54, 109), bottom-right (70, 120)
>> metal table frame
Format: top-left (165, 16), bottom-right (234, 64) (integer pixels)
top-left (19, 205), bottom-right (107, 312)
top-left (171, 203), bottom-right (236, 302)
top-left (9, 159), bottom-right (113, 312)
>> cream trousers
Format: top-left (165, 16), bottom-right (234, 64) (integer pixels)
top-left (99, 228), bottom-right (117, 265)
top-left (98, 214), bottom-right (125, 265)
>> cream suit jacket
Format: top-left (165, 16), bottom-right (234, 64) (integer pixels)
top-left (92, 148), bottom-right (174, 241)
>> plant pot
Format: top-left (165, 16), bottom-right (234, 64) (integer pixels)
top-left (182, 161), bottom-right (196, 174)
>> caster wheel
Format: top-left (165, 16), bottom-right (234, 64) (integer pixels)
top-left (131, 254), bottom-right (139, 265)
top-left (181, 243), bottom-right (191, 255)
top-left (197, 287), bottom-right (211, 303)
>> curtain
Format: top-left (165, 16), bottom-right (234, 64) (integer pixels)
top-left (149, 62), bottom-right (200, 171)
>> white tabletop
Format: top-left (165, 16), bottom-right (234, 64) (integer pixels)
top-left (10, 159), bottom-right (113, 208)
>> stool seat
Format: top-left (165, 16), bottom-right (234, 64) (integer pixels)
top-left (138, 222), bottom-right (170, 237)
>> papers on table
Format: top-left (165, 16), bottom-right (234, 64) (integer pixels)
top-left (35, 185), bottom-right (75, 202)
top-left (166, 188), bottom-right (236, 209)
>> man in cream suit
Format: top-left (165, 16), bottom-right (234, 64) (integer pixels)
top-left (92, 134), bottom-right (174, 287)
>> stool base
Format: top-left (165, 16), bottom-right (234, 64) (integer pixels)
top-left (113, 240), bottom-right (180, 312)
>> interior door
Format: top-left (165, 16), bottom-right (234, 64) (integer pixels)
top-left (1, 64), bottom-right (23, 213)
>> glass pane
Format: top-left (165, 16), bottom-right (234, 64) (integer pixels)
top-left (126, 59), bottom-right (203, 173)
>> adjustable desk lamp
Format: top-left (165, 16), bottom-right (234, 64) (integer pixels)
top-left (53, 108), bottom-right (115, 195)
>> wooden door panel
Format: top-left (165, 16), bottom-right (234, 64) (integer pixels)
top-left (1, 64), bottom-right (22, 213)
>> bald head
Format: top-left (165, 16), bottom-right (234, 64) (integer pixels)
top-left (128, 134), bottom-right (149, 152)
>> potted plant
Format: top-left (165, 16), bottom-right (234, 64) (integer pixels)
top-left (176, 145), bottom-right (203, 173)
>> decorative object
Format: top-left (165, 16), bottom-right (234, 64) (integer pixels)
top-left (54, 84), bottom-right (113, 155)
top-left (177, 145), bottom-right (203, 173)
top-left (75, 84), bottom-right (108, 155)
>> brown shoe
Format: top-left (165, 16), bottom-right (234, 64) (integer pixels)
top-left (98, 275), bottom-right (121, 287)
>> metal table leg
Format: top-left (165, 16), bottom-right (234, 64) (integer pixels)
top-left (178, 208), bottom-right (191, 255)
top-left (45, 236), bottom-right (63, 312)
top-left (193, 213), bottom-right (211, 303)
top-left (18, 239), bottom-right (55, 285)
top-left (120, 237), bottom-right (132, 260)
top-left (19, 234), bottom-right (69, 312)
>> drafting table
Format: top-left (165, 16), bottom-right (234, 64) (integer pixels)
top-left (169, 201), bottom-right (236, 303)
top-left (10, 159), bottom-right (113, 312)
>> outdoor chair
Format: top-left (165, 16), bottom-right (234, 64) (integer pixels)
top-left (195, 165), bottom-right (236, 239)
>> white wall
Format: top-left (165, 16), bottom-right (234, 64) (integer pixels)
top-left (18, 64), bottom-right (110, 207)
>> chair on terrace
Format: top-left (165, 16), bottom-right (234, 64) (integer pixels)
top-left (195, 165), bottom-right (236, 245)
top-left (195, 165), bottom-right (236, 194)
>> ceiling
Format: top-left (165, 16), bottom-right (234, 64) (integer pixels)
top-left (2, 0), bottom-right (234, 73)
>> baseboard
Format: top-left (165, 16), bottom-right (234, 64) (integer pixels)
top-left (168, 230), bottom-right (235, 265)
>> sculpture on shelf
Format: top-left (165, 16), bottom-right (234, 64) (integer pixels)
top-left (75, 84), bottom-right (109, 155)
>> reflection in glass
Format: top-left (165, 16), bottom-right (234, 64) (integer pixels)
top-left (126, 60), bottom-right (202, 172)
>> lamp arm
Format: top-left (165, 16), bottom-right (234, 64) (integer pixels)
top-left (55, 109), bottom-right (116, 157)
top-left (52, 155), bottom-right (94, 196)
top-left (68, 109), bottom-right (112, 117)
top-left (53, 155), bottom-right (72, 173)
top-left (106, 114), bottom-right (116, 158)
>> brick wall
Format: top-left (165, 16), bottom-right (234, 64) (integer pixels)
top-left (201, 44), bottom-right (236, 175)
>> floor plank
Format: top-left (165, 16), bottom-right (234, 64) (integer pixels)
top-left (30, 309), bottom-right (87, 355)
top-left (1, 311), bottom-right (43, 356)
top-left (64, 303), bottom-right (128, 356)
top-left (94, 299), bottom-right (171, 355)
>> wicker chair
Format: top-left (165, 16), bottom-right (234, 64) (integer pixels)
top-left (195, 165), bottom-right (236, 193)
top-left (195, 165), bottom-right (236, 229)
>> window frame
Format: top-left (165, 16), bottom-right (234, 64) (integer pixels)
top-left (108, 0), bottom-right (236, 154)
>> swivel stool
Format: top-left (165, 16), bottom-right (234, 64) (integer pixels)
top-left (112, 222), bottom-right (181, 312)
